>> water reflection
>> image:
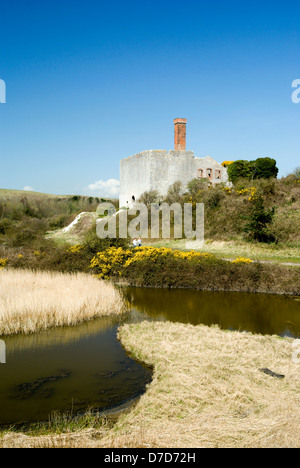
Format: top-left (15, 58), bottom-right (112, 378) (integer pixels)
top-left (1, 288), bottom-right (299, 426)
top-left (124, 288), bottom-right (300, 338)
top-left (5, 315), bottom-right (121, 354)
top-left (0, 313), bottom-right (151, 426)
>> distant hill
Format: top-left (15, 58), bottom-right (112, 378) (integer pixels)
top-left (0, 188), bottom-right (118, 202)
top-left (0, 189), bottom-right (118, 245)
top-left (0, 189), bottom-right (63, 199)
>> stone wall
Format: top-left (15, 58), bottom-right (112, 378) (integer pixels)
top-left (119, 150), bottom-right (228, 208)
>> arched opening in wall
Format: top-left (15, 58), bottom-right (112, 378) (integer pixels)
top-left (197, 169), bottom-right (204, 179)
top-left (207, 168), bottom-right (213, 179)
top-left (132, 195), bottom-right (135, 202)
top-left (215, 170), bottom-right (221, 180)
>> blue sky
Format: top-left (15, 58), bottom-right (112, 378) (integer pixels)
top-left (0, 0), bottom-right (299, 197)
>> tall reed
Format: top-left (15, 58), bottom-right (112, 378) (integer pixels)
top-left (0, 269), bottom-right (125, 336)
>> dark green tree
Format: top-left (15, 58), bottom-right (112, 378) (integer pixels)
top-left (227, 160), bottom-right (253, 183)
top-left (227, 158), bottom-right (278, 182)
top-left (253, 158), bottom-right (279, 179)
top-left (244, 196), bottom-right (276, 243)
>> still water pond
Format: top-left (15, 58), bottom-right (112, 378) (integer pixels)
top-left (0, 288), bottom-right (299, 426)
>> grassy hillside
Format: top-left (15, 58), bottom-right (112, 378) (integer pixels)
top-left (0, 189), bottom-right (116, 239)
top-left (0, 174), bottom-right (299, 275)
top-left (143, 173), bottom-right (300, 264)
top-left (0, 189), bottom-right (121, 272)
top-left (0, 189), bottom-right (61, 198)
top-left (175, 174), bottom-right (300, 246)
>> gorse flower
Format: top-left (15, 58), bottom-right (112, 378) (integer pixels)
top-left (90, 247), bottom-right (133, 279)
top-left (224, 187), bottom-right (232, 195)
top-left (224, 186), bottom-right (257, 200)
top-left (236, 188), bottom-right (249, 196)
top-left (248, 187), bottom-right (257, 201)
top-left (232, 257), bottom-right (253, 264)
top-left (91, 246), bottom-right (214, 279)
top-left (0, 258), bottom-right (8, 270)
top-left (67, 244), bottom-right (84, 254)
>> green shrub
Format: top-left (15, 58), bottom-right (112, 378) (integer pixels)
top-left (6, 219), bottom-right (48, 248)
top-left (84, 227), bottom-right (130, 256)
top-left (164, 181), bottom-right (184, 204)
top-left (227, 160), bottom-right (254, 183)
top-left (227, 158), bottom-right (279, 183)
top-left (187, 178), bottom-right (211, 198)
top-left (293, 167), bottom-right (300, 180)
top-left (120, 249), bottom-right (299, 295)
top-left (138, 190), bottom-right (161, 207)
top-left (254, 158), bottom-right (279, 179)
top-left (243, 196), bottom-right (276, 243)
top-left (0, 218), bottom-right (14, 235)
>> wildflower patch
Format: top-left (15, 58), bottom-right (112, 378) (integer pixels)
top-left (232, 257), bottom-right (253, 264)
top-left (0, 259), bottom-right (8, 270)
top-left (90, 246), bottom-right (216, 279)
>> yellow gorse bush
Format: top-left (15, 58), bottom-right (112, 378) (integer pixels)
top-left (124, 246), bottom-right (169, 268)
top-left (91, 246), bottom-right (215, 279)
top-left (90, 246), bottom-right (133, 279)
top-left (172, 249), bottom-right (213, 261)
top-left (248, 187), bottom-right (257, 201)
top-left (67, 244), bottom-right (84, 254)
top-left (232, 257), bottom-right (253, 264)
top-left (0, 258), bottom-right (8, 270)
top-left (124, 247), bottom-right (214, 268)
top-left (236, 188), bottom-right (250, 196)
top-left (225, 186), bottom-right (257, 200)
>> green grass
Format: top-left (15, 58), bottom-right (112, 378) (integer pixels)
top-left (0, 189), bottom-right (65, 199)
top-left (0, 409), bottom-right (111, 437)
top-left (145, 239), bottom-right (300, 265)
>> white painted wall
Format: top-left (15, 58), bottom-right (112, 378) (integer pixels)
top-left (119, 150), bottom-right (228, 207)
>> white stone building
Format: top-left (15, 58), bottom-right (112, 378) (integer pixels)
top-left (119, 119), bottom-right (228, 208)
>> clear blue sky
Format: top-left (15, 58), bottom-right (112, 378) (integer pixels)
top-left (0, 0), bottom-right (299, 197)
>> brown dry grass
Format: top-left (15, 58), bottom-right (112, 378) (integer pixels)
top-left (1, 321), bottom-right (300, 448)
top-left (0, 269), bottom-right (125, 336)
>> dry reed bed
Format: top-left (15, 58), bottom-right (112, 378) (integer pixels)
top-left (105, 323), bottom-right (300, 448)
top-left (0, 269), bottom-right (125, 336)
top-left (2, 321), bottom-right (300, 448)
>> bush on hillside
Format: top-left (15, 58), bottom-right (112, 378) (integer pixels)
top-left (254, 158), bottom-right (279, 180)
top-left (138, 190), bottom-right (161, 207)
top-left (83, 226), bottom-right (130, 256)
top-left (227, 160), bottom-right (254, 183)
top-left (243, 196), bottom-right (276, 243)
top-left (227, 158), bottom-right (279, 183)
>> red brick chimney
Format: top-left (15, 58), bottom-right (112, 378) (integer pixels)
top-left (174, 118), bottom-right (187, 151)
